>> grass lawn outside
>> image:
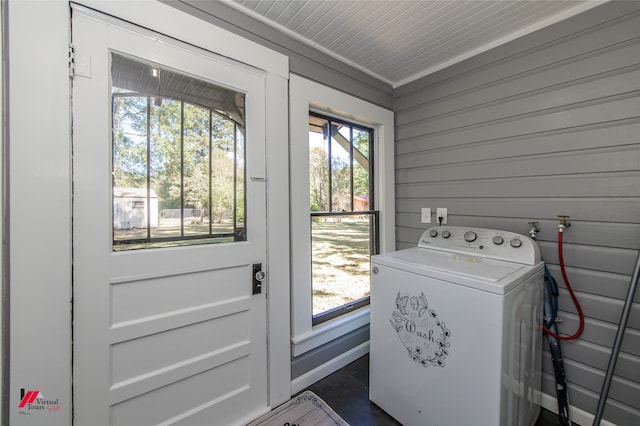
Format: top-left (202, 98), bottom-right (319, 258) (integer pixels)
top-left (311, 219), bottom-right (372, 315)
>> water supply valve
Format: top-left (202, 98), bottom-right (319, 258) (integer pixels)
top-left (558, 215), bottom-right (571, 232)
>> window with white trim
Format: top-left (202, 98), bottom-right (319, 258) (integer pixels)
top-left (289, 75), bottom-right (395, 356)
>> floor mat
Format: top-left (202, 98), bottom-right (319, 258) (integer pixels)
top-left (247, 391), bottom-right (350, 426)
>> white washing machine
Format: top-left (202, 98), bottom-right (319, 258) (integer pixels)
top-left (370, 226), bottom-right (543, 426)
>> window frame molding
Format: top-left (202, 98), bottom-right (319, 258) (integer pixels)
top-left (290, 74), bottom-right (395, 356)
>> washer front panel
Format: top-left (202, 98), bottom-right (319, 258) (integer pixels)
top-left (369, 258), bottom-right (543, 426)
top-left (418, 226), bottom-right (540, 265)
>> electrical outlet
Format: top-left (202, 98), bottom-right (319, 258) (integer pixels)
top-left (421, 208), bottom-right (431, 223)
top-left (436, 208), bottom-right (448, 225)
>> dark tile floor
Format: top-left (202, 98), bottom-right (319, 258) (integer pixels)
top-left (303, 354), bottom-right (564, 426)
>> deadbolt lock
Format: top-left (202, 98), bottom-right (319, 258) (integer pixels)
top-left (252, 263), bottom-right (265, 295)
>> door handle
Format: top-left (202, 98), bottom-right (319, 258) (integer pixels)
top-left (252, 263), bottom-right (265, 295)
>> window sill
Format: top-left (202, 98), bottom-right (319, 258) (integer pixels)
top-left (291, 306), bottom-right (370, 357)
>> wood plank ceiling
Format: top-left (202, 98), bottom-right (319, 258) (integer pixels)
top-left (224, 0), bottom-right (606, 87)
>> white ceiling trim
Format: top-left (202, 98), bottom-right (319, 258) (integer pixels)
top-left (216, 0), bottom-right (395, 85)
top-left (394, 0), bottom-right (610, 88)
top-left (217, 0), bottom-right (611, 88)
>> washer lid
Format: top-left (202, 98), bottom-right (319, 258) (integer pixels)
top-left (373, 248), bottom-right (541, 294)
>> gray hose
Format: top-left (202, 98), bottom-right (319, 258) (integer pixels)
top-left (593, 250), bottom-right (640, 425)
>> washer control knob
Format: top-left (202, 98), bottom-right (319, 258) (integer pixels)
top-left (463, 231), bottom-right (477, 242)
top-left (510, 238), bottom-right (523, 248)
top-left (429, 229), bottom-right (438, 237)
top-left (492, 236), bottom-right (504, 245)
top-left (442, 230), bottom-right (451, 239)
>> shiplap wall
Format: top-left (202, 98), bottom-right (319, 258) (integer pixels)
top-left (393, 2), bottom-right (640, 425)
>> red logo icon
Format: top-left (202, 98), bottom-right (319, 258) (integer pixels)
top-left (18, 389), bottom-right (41, 408)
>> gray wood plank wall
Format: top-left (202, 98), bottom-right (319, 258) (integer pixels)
top-left (393, 2), bottom-right (640, 425)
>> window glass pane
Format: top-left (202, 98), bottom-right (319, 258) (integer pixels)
top-left (330, 129), bottom-right (351, 212)
top-left (113, 95), bottom-right (149, 242)
top-left (111, 53), bottom-right (246, 250)
top-left (352, 128), bottom-right (370, 211)
top-left (311, 215), bottom-right (373, 316)
top-left (309, 117), bottom-right (330, 212)
top-left (234, 126), bottom-right (246, 238)
top-left (309, 112), bottom-right (376, 322)
top-left (183, 103), bottom-right (210, 236)
top-left (210, 113), bottom-right (237, 235)
top-left (150, 98), bottom-right (181, 239)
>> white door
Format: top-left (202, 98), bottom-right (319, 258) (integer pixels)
top-left (72, 9), bottom-right (268, 426)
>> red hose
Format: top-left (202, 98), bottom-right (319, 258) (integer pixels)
top-left (543, 229), bottom-right (585, 340)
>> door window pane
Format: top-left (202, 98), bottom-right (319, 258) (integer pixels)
top-left (111, 53), bottom-right (246, 250)
top-left (150, 98), bottom-right (181, 239)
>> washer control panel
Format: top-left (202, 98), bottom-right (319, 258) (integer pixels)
top-left (418, 226), bottom-right (540, 265)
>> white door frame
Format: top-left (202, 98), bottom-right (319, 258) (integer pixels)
top-left (8, 1), bottom-right (73, 425)
top-left (7, 2), bottom-right (290, 425)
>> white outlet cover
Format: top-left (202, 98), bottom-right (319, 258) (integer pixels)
top-left (436, 208), bottom-right (448, 224)
top-left (421, 208), bottom-right (431, 223)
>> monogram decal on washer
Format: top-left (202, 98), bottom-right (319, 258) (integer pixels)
top-left (389, 291), bottom-right (451, 367)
